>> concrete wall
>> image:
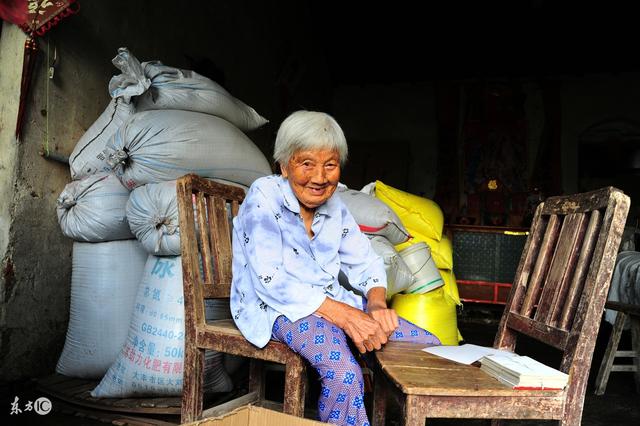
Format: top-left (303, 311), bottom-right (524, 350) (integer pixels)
top-left (0, 19), bottom-right (105, 382)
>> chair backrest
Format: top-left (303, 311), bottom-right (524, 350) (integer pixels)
top-left (495, 186), bottom-right (630, 380)
top-left (176, 175), bottom-right (245, 329)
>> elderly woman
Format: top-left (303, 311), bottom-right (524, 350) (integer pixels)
top-left (230, 110), bottom-right (441, 425)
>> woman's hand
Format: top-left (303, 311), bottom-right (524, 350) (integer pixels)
top-left (366, 287), bottom-right (399, 337)
top-left (316, 297), bottom-right (387, 353)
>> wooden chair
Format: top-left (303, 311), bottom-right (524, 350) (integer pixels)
top-left (176, 174), bottom-right (307, 424)
top-left (594, 300), bottom-right (640, 395)
top-left (373, 186), bottom-right (630, 426)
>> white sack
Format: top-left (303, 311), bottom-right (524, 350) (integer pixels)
top-left (337, 185), bottom-right (410, 245)
top-left (368, 235), bottom-right (414, 298)
top-left (126, 179), bottom-right (248, 256)
top-left (56, 240), bottom-right (147, 378)
top-left (92, 255), bottom-right (232, 397)
top-left (57, 172), bottom-right (133, 242)
top-left (69, 48), bottom-right (150, 180)
top-left (104, 110), bottom-right (272, 190)
top-left (135, 57), bottom-right (268, 132)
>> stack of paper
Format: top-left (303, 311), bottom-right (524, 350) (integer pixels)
top-left (480, 354), bottom-right (569, 390)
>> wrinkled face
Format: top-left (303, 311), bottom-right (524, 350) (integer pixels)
top-left (281, 148), bottom-right (341, 211)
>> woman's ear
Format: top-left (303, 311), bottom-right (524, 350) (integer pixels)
top-left (280, 162), bottom-right (288, 178)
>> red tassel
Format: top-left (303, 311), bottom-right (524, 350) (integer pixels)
top-left (15, 35), bottom-right (38, 141)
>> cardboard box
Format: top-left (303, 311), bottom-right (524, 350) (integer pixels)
top-left (184, 405), bottom-right (326, 425)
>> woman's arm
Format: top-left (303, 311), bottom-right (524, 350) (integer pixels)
top-left (365, 287), bottom-right (399, 337)
top-left (315, 297), bottom-right (388, 353)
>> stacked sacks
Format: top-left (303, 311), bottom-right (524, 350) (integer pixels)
top-left (103, 109), bottom-right (271, 190)
top-left (56, 240), bottom-right (147, 378)
top-left (69, 49), bottom-right (149, 180)
top-left (57, 172), bottom-right (133, 242)
top-left (58, 47), bottom-right (268, 397)
top-left (89, 48), bottom-right (268, 397)
top-left (336, 185), bottom-right (413, 299)
top-left (55, 172), bottom-right (148, 377)
top-left (366, 180), bottom-right (462, 345)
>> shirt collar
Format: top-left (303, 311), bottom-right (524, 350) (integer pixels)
top-left (278, 175), bottom-right (336, 217)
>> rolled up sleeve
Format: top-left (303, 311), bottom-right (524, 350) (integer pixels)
top-left (338, 207), bottom-right (388, 295)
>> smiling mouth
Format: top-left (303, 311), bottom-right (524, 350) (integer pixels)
top-left (308, 187), bottom-right (326, 195)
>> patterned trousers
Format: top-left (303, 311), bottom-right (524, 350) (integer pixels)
top-left (271, 313), bottom-right (441, 426)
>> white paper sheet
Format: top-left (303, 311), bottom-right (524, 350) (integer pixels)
top-left (422, 344), bottom-right (517, 365)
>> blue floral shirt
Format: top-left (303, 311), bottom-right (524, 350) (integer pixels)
top-left (230, 175), bottom-right (387, 348)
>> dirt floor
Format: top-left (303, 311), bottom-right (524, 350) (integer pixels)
top-left (1, 304), bottom-right (639, 425)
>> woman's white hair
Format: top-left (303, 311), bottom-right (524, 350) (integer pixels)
top-left (273, 110), bottom-right (348, 166)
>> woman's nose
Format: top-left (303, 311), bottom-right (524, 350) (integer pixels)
top-left (310, 165), bottom-right (327, 183)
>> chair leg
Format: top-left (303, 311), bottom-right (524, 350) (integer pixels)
top-left (594, 311), bottom-right (626, 395)
top-left (283, 357), bottom-right (306, 417)
top-left (248, 359), bottom-right (264, 402)
top-left (403, 395), bottom-right (424, 426)
top-left (630, 315), bottom-right (640, 393)
top-left (372, 371), bottom-right (387, 426)
top-left (181, 345), bottom-right (205, 424)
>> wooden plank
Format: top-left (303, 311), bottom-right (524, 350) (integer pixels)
top-left (594, 310), bottom-right (627, 395)
top-left (196, 192), bottom-right (215, 286)
top-left (215, 199), bottom-right (233, 286)
top-left (558, 210), bottom-right (602, 329)
top-left (520, 214), bottom-right (560, 317)
top-left (631, 315), bottom-right (640, 393)
top-left (605, 301), bottom-right (640, 316)
top-left (48, 398), bottom-right (179, 425)
top-left (494, 204), bottom-right (548, 350)
top-left (540, 186), bottom-right (616, 215)
top-left (404, 393), bottom-right (564, 420)
top-left (505, 312), bottom-right (569, 351)
top-left (200, 391), bottom-right (259, 419)
top-left (559, 190), bottom-right (629, 425)
top-left (535, 213), bottom-right (586, 324)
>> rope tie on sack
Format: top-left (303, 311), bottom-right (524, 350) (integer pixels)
top-left (57, 194), bottom-right (77, 209)
top-left (153, 216), bottom-right (177, 253)
top-left (107, 148), bottom-right (129, 170)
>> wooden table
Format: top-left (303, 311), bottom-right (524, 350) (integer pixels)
top-left (373, 342), bottom-right (566, 426)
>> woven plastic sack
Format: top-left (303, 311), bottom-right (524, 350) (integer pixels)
top-left (91, 255), bottom-right (232, 397)
top-left (69, 48), bottom-right (150, 180)
top-left (103, 109), bottom-right (272, 190)
top-left (56, 240), bottom-right (147, 378)
top-left (374, 180), bottom-right (444, 242)
top-left (368, 235), bottom-right (414, 299)
top-left (126, 179), bottom-right (248, 256)
top-left (397, 235), bottom-right (453, 270)
top-left (391, 289), bottom-right (459, 345)
top-left (136, 58), bottom-right (268, 132)
top-left (56, 172), bottom-right (133, 242)
top-left (337, 185), bottom-right (410, 245)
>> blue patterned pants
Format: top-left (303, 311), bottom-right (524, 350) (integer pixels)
top-left (271, 314), bottom-right (441, 425)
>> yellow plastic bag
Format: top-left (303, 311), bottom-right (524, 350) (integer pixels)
top-left (439, 268), bottom-right (460, 306)
top-left (396, 235), bottom-right (453, 270)
top-left (391, 289), bottom-right (460, 345)
top-left (374, 180), bottom-right (444, 241)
